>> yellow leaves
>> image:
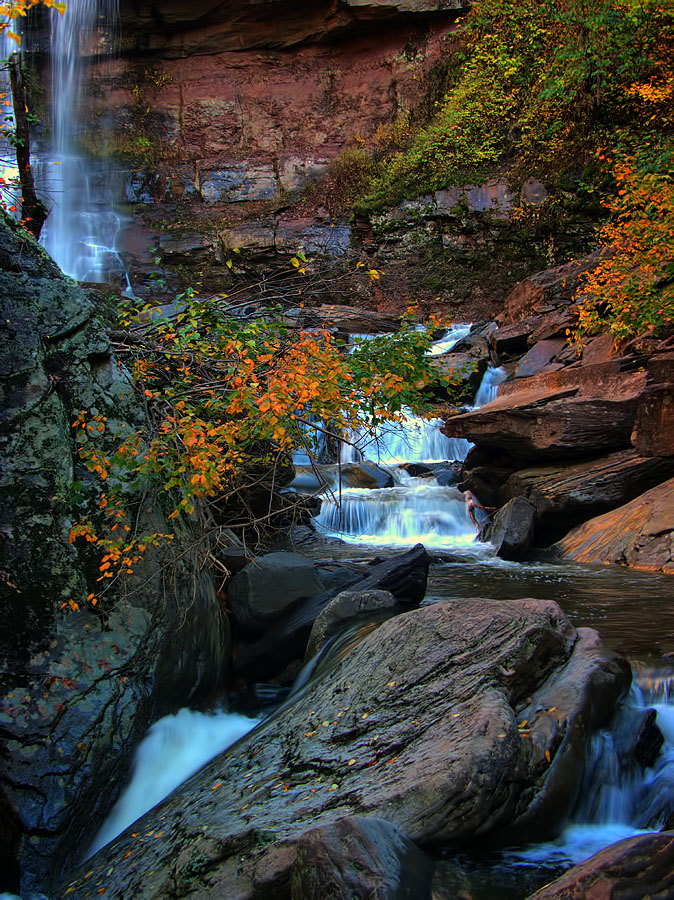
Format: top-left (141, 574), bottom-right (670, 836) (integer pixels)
top-left (366, 268), bottom-right (381, 280)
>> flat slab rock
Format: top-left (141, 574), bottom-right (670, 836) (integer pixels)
top-left (528, 830), bottom-right (674, 899)
top-left (58, 598), bottom-right (629, 899)
top-left (554, 476), bottom-right (674, 574)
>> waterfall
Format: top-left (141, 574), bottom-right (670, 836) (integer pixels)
top-left (473, 365), bottom-right (506, 407)
top-left (37, 0), bottom-right (127, 283)
top-left (506, 667), bottom-right (674, 868)
top-left (313, 345), bottom-right (507, 547)
top-left (0, 30), bottom-right (21, 217)
top-left (88, 708), bottom-right (258, 857)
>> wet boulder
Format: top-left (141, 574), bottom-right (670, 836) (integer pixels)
top-left (228, 551), bottom-right (326, 635)
top-left (553, 476), bottom-right (674, 574)
top-left (482, 496), bottom-right (536, 559)
top-left (527, 830), bottom-right (674, 899)
top-left (59, 597), bottom-right (630, 899)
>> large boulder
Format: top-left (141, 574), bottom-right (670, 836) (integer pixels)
top-left (0, 219), bottom-right (229, 892)
top-left (553, 477), bottom-right (674, 573)
top-left (58, 597), bottom-right (630, 899)
top-left (527, 830), bottom-right (674, 899)
top-left (228, 551), bottom-right (326, 635)
top-left (501, 449), bottom-right (674, 544)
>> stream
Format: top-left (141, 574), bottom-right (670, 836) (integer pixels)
top-left (84, 327), bottom-right (674, 897)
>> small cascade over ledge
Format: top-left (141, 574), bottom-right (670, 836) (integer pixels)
top-left (312, 327), bottom-right (504, 549)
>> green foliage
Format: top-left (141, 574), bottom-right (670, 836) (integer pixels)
top-left (358, 0), bottom-right (672, 212)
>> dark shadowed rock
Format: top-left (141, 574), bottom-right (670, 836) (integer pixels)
top-left (527, 830), bottom-right (674, 899)
top-left (58, 597), bottom-right (630, 899)
top-left (483, 496), bottom-right (537, 559)
top-left (0, 220), bottom-right (230, 892)
top-left (228, 551), bottom-right (325, 635)
top-left (634, 709), bottom-right (665, 770)
top-left (289, 816), bottom-right (434, 900)
top-left (553, 477), bottom-right (674, 574)
top-left (305, 589), bottom-right (399, 659)
top-left (233, 544), bottom-right (430, 678)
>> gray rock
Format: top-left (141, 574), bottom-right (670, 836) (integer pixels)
top-left (484, 496), bottom-right (537, 559)
top-left (306, 588), bottom-right (399, 659)
top-left (228, 551), bottom-right (325, 635)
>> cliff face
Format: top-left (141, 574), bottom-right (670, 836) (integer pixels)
top-left (73, 3), bottom-right (488, 307)
top-left (67, 0), bottom-right (587, 318)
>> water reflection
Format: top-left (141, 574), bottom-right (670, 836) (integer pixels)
top-left (424, 558), bottom-right (674, 659)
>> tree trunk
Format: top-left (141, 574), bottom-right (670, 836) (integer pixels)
top-left (8, 53), bottom-right (48, 239)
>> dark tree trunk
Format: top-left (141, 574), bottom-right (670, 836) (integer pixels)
top-left (8, 53), bottom-right (48, 239)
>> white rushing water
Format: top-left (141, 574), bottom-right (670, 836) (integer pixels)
top-left (88, 708), bottom-right (258, 857)
top-left (506, 670), bottom-right (674, 868)
top-left (314, 329), bottom-right (503, 548)
top-left (38, 0), bottom-right (127, 282)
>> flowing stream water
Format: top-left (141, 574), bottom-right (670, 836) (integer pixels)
top-left (87, 325), bottom-right (674, 896)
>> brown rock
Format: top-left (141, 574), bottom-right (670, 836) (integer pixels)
top-left (632, 385), bottom-right (674, 457)
top-left (498, 254), bottom-right (599, 325)
top-left (553, 476), bottom-right (674, 574)
top-left (58, 598), bottom-right (630, 899)
top-left (527, 830), bottom-right (674, 899)
top-left (443, 364), bottom-right (648, 461)
top-left (501, 449), bottom-right (674, 544)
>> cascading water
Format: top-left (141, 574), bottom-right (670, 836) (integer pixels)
top-left (37, 0), bottom-right (127, 283)
top-left (314, 327), bottom-right (500, 548)
top-left (88, 708), bottom-right (258, 857)
top-left (504, 668), bottom-right (674, 871)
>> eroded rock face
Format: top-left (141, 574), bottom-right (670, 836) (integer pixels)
top-left (58, 597), bottom-right (630, 899)
top-left (553, 477), bottom-right (674, 574)
top-left (527, 830), bottom-right (674, 899)
top-left (0, 220), bottom-right (229, 892)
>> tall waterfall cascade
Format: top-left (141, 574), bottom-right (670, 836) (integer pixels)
top-left (37, 0), bottom-right (127, 283)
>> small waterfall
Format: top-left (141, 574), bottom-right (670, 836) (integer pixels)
top-left (313, 345), bottom-right (507, 548)
top-left (473, 365), bottom-right (506, 407)
top-left (314, 481), bottom-right (476, 547)
top-left (507, 666), bottom-right (674, 868)
top-left (37, 0), bottom-right (127, 283)
top-left (88, 708), bottom-right (258, 857)
top-left (340, 411), bottom-right (470, 466)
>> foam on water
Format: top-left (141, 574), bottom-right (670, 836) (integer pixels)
top-left (88, 708), bottom-right (258, 857)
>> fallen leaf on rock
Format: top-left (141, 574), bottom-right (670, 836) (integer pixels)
top-left (347, 758), bottom-right (356, 766)
top-left (211, 782), bottom-right (223, 791)
top-left (545, 750), bottom-right (551, 762)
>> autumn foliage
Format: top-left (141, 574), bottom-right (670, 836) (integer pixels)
top-left (575, 146), bottom-right (674, 343)
top-left (67, 273), bottom-right (448, 602)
